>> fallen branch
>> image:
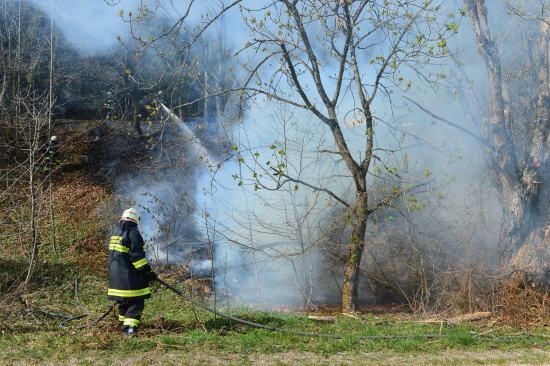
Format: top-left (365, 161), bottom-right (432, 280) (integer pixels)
top-left (447, 312), bottom-right (492, 324)
top-left (308, 316), bottom-right (336, 322)
top-left (404, 312), bottom-right (492, 325)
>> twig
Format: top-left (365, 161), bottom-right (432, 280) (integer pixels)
top-left (74, 276), bottom-right (89, 312)
top-left (308, 316), bottom-right (336, 322)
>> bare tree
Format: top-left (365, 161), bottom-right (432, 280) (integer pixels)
top-left (119, 0), bottom-right (460, 312)
top-left (0, 0), bottom-right (61, 291)
top-left (0, 91), bottom-right (50, 287)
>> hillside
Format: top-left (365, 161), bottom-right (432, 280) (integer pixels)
top-left (0, 116), bottom-right (205, 315)
top-left (2, 120), bottom-right (550, 365)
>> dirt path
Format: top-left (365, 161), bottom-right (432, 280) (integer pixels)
top-left (133, 349), bottom-right (550, 365)
top-left (6, 348), bottom-right (550, 366)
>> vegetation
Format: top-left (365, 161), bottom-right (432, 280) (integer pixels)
top-left (1, 119), bottom-right (549, 365)
top-left (111, 0), bottom-right (550, 314)
top-left (4, 1), bottom-right (550, 364)
top-left (122, 0), bottom-right (469, 313)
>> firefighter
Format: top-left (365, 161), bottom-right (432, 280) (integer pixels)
top-left (43, 136), bottom-right (61, 175)
top-left (104, 92), bottom-right (117, 120)
top-left (107, 208), bottom-right (158, 337)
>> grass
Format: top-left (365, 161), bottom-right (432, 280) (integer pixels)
top-left (4, 279), bottom-right (550, 366)
top-left (3, 274), bottom-right (550, 365)
top-left (2, 310), bottom-right (550, 365)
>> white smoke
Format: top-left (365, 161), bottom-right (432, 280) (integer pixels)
top-left (27, 0), bottom-right (143, 53)
top-left (35, 0), bottom-right (505, 307)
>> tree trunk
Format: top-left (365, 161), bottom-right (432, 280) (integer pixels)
top-left (342, 191), bottom-right (368, 312)
top-left (132, 100), bottom-right (142, 137)
top-left (498, 183), bottom-right (536, 265)
top-left (466, 0), bottom-right (550, 270)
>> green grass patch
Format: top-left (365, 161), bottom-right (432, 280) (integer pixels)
top-left (3, 249), bottom-right (550, 365)
top-left (3, 277), bottom-right (550, 365)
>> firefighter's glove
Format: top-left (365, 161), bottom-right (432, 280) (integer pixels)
top-left (146, 271), bottom-right (158, 281)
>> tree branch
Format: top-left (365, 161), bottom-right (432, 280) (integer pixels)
top-left (270, 167), bottom-right (350, 208)
top-left (403, 96), bottom-right (493, 149)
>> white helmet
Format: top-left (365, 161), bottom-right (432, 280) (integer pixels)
top-left (51, 136), bottom-right (58, 142)
top-left (120, 208), bottom-right (140, 225)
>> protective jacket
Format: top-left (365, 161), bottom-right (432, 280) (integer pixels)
top-left (107, 221), bottom-right (152, 301)
top-left (45, 140), bottom-right (60, 160)
top-left (44, 141), bottom-right (61, 174)
top-left (104, 98), bottom-right (116, 110)
top-left (104, 97), bottom-right (117, 120)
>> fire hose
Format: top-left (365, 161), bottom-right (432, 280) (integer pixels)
top-left (41, 278), bottom-right (542, 343)
top-left (39, 302), bottom-right (115, 330)
top-left (155, 278), bottom-right (359, 339)
top-left (155, 278), bottom-right (468, 341)
top-left (154, 278), bottom-right (550, 343)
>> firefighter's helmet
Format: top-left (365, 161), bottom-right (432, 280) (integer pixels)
top-left (50, 136), bottom-right (58, 142)
top-left (120, 208), bottom-right (140, 225)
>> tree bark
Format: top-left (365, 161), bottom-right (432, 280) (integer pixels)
top-left (342, 191), bottom-right (368, 312)
top-left (465, 0), bottom-right (550, 269)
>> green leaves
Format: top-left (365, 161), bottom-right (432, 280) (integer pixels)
top-left (446, 22), bottom-right (458, 33)
top-left (406, 194), bottom-right (426, 212)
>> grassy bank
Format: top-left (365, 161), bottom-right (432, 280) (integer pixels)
top-left (2, 284), bottom-right (550, 366)
top-left (2, 123), bottom-right (550, 365)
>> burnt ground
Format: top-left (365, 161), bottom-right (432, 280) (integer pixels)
top-left (57, 115), bottom-right (211, 183)
top-left (58, 119), bottom-right (154, 185)
top-left (51, 117), bottom-right (212, 272)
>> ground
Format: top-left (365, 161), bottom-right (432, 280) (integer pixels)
top-left (5, 348), bottom-right (550, 366)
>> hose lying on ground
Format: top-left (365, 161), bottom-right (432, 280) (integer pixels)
top-left (42, 278), bottom-right (542, 343)
top-left (155, 278), bottom-right (469, 340)
top-left (39, 303), bottom-right (115, 329)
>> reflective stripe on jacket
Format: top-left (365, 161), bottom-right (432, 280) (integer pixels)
top-left (44, 142), bottom-right (61, 162)
top-left (107, 221), bottom-right (152, 301)
top-left (105, 99), bottom-right (116, 109)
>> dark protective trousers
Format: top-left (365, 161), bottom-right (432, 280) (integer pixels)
top-left (117, 300), bottom-right (145, 334)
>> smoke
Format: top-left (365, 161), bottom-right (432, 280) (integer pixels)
top-left (127, 1), bottom-right (504, 307)
top-left (27, 0), bottom-right (144, 53)
top-left (110, 107), bottom-right (213, 268)
top-left (33, 0), bottom-right (511, 307)
top-left (25, 0), bottom-right (251, 55)
top-left (141, 105), bottom-right (340, 306)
